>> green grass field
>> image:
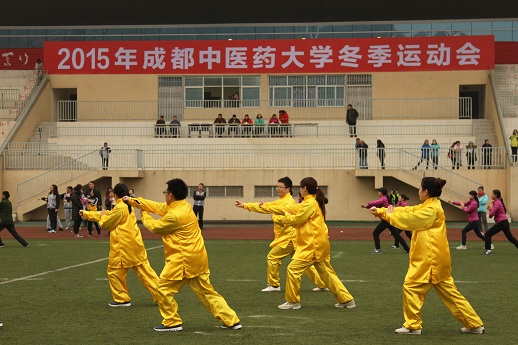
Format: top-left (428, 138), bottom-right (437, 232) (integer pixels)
top-left (0, 238), bottom-right (516, 345)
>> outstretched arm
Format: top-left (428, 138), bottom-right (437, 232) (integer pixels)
top-left (123, 196), bottom-right (169, 216)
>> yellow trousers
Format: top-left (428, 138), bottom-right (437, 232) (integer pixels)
top-left (267, 242), bottom-right (326, 289)
top-left (285, 258), bottom-right (354, 304)
top-left (402, 277), bottom-right (484, 330)
top-left (157, 272), bottom-right (240, 327)
top-left (107, 260), bottom-right (159, 303)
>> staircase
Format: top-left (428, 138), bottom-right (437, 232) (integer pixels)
top-left (472, 119), bottom-right (497, 146)
top-left (356, 149), bottom-right (482, 202)
top-left (0, 70), bottom-right (36, 119)
top-left (494, 64), bottom-right (518, 118)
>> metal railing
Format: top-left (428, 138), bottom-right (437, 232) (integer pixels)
top-left (489, 69), bottom-right (512, 166)
top-left (56, 97), bottom-right (472, 122)
top-left (41, 123), bottom-right (475, 139)
top-left (0, 89), bottom-right (20, 109)
top-left (16, 150), bottom-right (100, 203)
top-left (396, 150), bottom-right (482, 199)
top-left (4, 146), bottom-right (506, 171)
top-left (497, 95), bottom-right (518, 117)
top-left (13, 146), bottom-right (496, 203)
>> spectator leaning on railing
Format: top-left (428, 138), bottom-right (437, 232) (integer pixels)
top-left (155, 115), bottom-right (166, 138)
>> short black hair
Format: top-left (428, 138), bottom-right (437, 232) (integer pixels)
top-left (3, 191), bottom-right (10, 199)
top-left (278, 176), bottom-right (293, 195)
top-left (166, 178), bottom-right (188, 200)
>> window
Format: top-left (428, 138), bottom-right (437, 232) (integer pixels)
top-left (268, 75), bottom-right (352, 108)
top-left (158, 76), bottom-right (184, 120)
top-left (189, 186), bottom-right (243, 198)
top-left (184, 75), bottom-right (260, 108)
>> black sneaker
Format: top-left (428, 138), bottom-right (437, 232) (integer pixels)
top-left (108, 301), bottom-right (131, 307)
top-left (221, 322), bottom-right (242, 330)
top-left (154, 324), bottom-right (183, 332)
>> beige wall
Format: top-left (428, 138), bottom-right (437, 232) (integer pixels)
top-left (50, 75), bottom-right (158, 101)
top-left (5, 69), bottom-right (517, 222)
top-left (3, 167), bottom-right (508, 222)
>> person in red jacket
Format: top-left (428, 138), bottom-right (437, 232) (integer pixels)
top-left (278, 110), bottom-right (291, 137)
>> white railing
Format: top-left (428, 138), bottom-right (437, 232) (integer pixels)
top-left (16, 150), bottom-right (100, 203)
top-left (0, 89), bottom-right (20, 109)
top-left (497, 95), bottom-right (518, 117)
top-left (4, 146), bottom-right (506, 170)
top-left (489, 69), bottom-right (512, 166)
top-left (396, 150), bottom-right (482, 199)
top-left (41, 123), bottom-right (474, 139)
top-left (56, 97), bottom-right (472, 122)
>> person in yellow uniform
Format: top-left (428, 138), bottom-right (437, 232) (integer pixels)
top-left (234, 176), bottom-right (327, 292)
top-left (81, 183), bottom-right (159, 307)
top-left (369, 177), bottom-right (485, 335)
top-left (271, 177), bottom-right (355, 310)
top-left (123, 178), bottom-right (241, 332)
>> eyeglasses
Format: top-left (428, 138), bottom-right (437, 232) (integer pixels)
top-left (162, 190), bottom-right (170, 195)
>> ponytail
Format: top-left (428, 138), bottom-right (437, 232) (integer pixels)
top-left (492, 189), bottom-right (506, 213)
top-left (315, 188), bottom-right (326, 216)
top-left (300, 177), bottom-right (326, 215)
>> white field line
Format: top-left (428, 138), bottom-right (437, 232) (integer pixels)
top-left (332, 251), bottom-right (344, 258)
top-left (0, 244), bottom-right (163, 285)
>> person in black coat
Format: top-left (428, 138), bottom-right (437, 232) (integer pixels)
top-left (71, 184), bottom-right (84, 238)
top-left (346, 104), bottom-right (359, 138)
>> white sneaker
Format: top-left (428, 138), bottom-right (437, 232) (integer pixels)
top-left (390, 245), bottom-right (400, 249)
top-left (482, 250), bottom-right (493, 255)
top-left (221, 322), bottom-right (242, 330)
top-left (278, 302), bottom-right (301, 310)
top-left (261, 285), bottom-right (281, 292)
top-left (371, 249), bottom-right (382, 254)
top-left (456, 245), bottom-right (467, 250)
top-left (395, 326), bottom-right (421, 335)
top-left (461, 326), bottom-right (484, 334)
top-left (335, 300), bottom-right (356, 309)
top-left (313, 287), bottom-right (330, 292)
top-left (491, 244), bottom-right (495, 250)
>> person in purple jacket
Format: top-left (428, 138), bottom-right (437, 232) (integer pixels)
top-left (362, 187), bottom-right (410, 254)
top-left (483, 189), bottom-right (518, 255)
top-left (448, 190), bottom-right (486, 250)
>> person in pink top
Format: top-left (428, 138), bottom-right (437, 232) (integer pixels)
top-left (448, 190), bottom-right (485, 250)
top-left (483, 189), bottom-right (518, 255)
top-left (362, 187), bottom-right (410, 254)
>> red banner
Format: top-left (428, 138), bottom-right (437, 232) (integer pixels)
top-left (0, 48), bottom-right (44, 70)
top-left (44, 36), bottom-right (494, 74)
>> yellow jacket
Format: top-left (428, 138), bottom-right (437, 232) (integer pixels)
top-left (510, 134), bottom-right (518, 147)
top-left (375, 197), bottom-right (452, 284)
top-left (244, 193), bottom-right (297, 248)
top-left (271, 195), bottom-right (329, 262)
top-left (127, 197), bottom-right (209, 280)
top-left (83, 199), bottom-right (149, 268)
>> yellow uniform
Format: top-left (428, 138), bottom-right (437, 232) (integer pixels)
top-left (272, 195), bottom-right (354, 304)
top-left (127, 197), bottom-right (240, 328)
top-left (83, 199), bottom-right (159, 304)
top-left (375, 197), bottom-right (484, 330)
top-left (245, 194), bottom-right (325, 289)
